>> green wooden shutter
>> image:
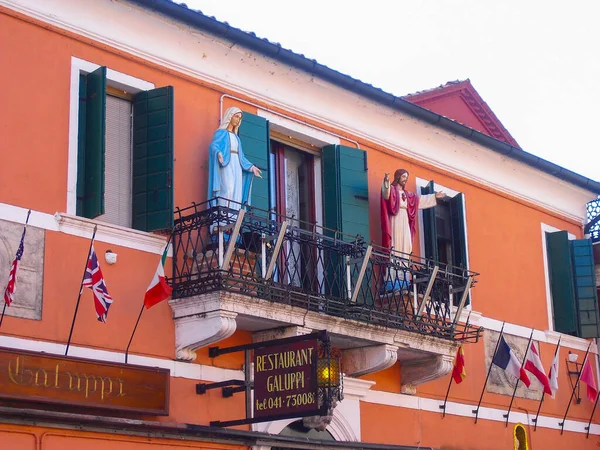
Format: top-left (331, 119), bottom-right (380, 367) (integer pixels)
top-left (238, 112), bottom-right (270, 217)
top-left (76, 73), bottom-right (87, 216)
top-left (322, 145), bottom-right (369, 301)
top-left (132, 86), bottom-right (174, 232)
top-left (546, 231), bottom-right (578, 335)
top-left (421, 180), bottom-right (438, 262)
top-left (449, 194), bottom-right (467, 268)
top-left (570, 239), bottom-right (600, 338)
top-left (322, 145), bottom-right (370, 241)
top-left (76, 66), bottom-right (107, 219)
top-left (449, 193), bottom-right (469, 305)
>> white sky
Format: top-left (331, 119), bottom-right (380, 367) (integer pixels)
top-left (185, 0), bottom-right (600, 183)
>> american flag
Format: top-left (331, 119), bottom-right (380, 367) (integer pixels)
top-left (82, 245), bottom-right (113, 322)
top-left (3, 224), bottom-right (27, 306)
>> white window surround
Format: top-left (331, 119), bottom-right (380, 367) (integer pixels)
top-left (415, 177), bottom-right (472, 310)
top-left (0, 202), bottom-right (168, 255)
top-left (257, 109), bottom-right (341, 147)
top-left (540, 223), bottom-right (576, 333)
top-left (67, 56), bottom-right (155, 216)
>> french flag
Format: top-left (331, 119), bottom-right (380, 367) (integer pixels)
top-left (492, 336), bottom-right (531, 387)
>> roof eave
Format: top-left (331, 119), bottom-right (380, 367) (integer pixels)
top-left (131, 0), bottom-right (600, 195)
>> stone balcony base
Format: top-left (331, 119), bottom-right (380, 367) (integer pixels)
top-left (169, 291), bottom-right (459, 391)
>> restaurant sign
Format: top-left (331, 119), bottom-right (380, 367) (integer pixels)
top-left (198, 330), bottom-right (342, 427)
top-left (254, 338), bottom-right (318, 418)
top-left (0, 347), bottom-right (170, 415)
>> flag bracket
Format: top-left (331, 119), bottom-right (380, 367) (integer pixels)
top-left (559, 342), bottom-right (593, 435)
top-left (566, 354), bottom-right (583, 404)
top-left (196, 379), bottom-right (250, 397)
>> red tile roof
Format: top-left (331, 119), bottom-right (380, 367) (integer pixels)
top-left (403, 80), bottom-right (520, 148)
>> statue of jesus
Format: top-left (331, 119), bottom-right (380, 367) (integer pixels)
top-left (380, 169), bottom-right (444, 256)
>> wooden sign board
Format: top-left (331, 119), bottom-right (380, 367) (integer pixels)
top-left (253, 339), bottom-right (318, 419)
top-left (0, 347), bottom-right (169, 415)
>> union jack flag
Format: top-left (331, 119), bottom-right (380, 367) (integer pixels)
top-left (3, 225), bottom-right (27, 306)
top-left (82, 245), bottom-right (113, 323)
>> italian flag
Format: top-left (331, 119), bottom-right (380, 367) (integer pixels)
top-left (144, 244), bottom-right (172, 309)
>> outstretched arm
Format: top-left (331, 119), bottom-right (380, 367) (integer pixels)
top-left (382, 173), bottom-right (391, 200)
top-left (419, 191), bottom-right (446, 209)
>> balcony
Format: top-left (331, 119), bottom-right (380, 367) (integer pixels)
top-left (587, 198), bottom-right (600, 243)
top-left (169, 199), bottom-right (481, 391)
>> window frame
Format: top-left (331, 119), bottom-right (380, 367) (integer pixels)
top-left (67, 56), bottom-right (154, 217)
top-left (541, 223), bottom-right (576, 332)
top-left (268, 137), bottom-right (324, 291)
top-left (415, 177), bottom-right (472, 309)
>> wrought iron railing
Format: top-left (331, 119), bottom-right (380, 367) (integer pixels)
top-left (171, 198), bottom-right (481, 342)
top-left (586, 198), bottom-right (600, 243)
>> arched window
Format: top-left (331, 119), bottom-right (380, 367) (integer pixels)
top-left (272, 420), bottom-right (335, 450)
top-left (514, 423), bottom-right (529, 450)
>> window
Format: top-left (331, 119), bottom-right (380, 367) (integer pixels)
top-left (418, 179), bottom-right (469, 306)
top-left (270, 141), bottom-right (319, 290)
top-left (72, 61), bottom-right (174, 232)
top-left (544, 228), bottom-right (600, 337)
top-left (236, 112), bottom-right (370, 297)
top-left (236, 112), bottom-right (370, 241)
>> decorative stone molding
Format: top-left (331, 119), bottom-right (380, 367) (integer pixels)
top-left (393, 329), bottom-right (457, 357)
top-left (342, 344), bottom-right (398, 377)
top-left (303, 398), bottom-right (339, 432)
top-left (54, 213), bottom-right (168, 255)
top-left (400, 354), bottom-right (454, 395)
top-left (342, 376), bottom-right (376, 400)
top-left (253, 326), bottom-right (312, 343)
top-left (253, 401), bottom-right (359, 441)
top-left (545, 330), bottom-right (597, 353)
top-left (169, 296), bottom-right (238, 361)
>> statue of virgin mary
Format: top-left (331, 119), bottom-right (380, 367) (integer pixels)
top-left (207, 107), bottom-right (262, 210)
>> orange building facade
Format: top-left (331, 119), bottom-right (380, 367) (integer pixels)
top-left (1, 1), bottom-right (600, 449)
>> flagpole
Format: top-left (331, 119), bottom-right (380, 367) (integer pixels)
top-left (585, 352), bottom-right (599, 438)
top-left (125, 304), bottom-right (145, 364)
top-left (559, 341), bottom-right (592, 435)
top-left (504, 328), bottom-right (535, 427)
top-left (473, 321), bottom-right (505, 423)
top-left (440, 370), bottom-right (454, 419)
top-left (65, 225), bottom-right (97, 356)
top-left (440, 311), bottom-right (472, 417)
top-left (0, 209), bottom-right (31, 329)
top-left (0, 304), bottom-right (7, 329)
top-left (533, 336), bottom-right (561, 431)
top-left (585, 384), bottom-right (599, 438)
top-left (124, 235), bottom-right (173, 363)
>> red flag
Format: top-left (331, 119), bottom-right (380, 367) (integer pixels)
top-left (452, 345), bottom-right (466, 384)
top-left (580, 356), bottom-right (598, 402)
top-left (524, 342), bottom-right (552, 395)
